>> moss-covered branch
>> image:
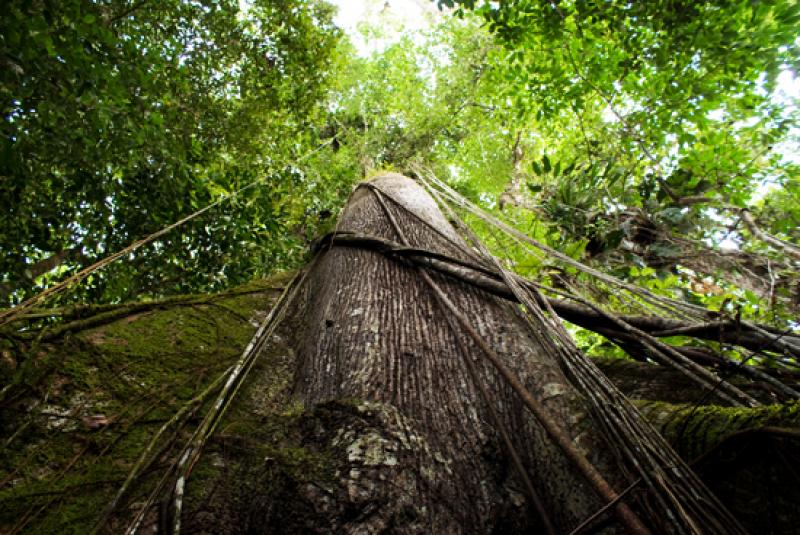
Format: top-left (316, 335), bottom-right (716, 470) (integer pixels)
top-left (634, 399), bottom-right (800, 461)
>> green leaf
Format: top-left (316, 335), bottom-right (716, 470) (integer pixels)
top-left (528, 183), bottom-right (543, 193)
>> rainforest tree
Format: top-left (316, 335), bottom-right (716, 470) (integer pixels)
top-left (316, 0), bottom-right (800, 357)
top-left (1, 0), bottom-right (799, 533)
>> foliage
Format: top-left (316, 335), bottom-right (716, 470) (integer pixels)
top-left (1, 0), bottom-right (798, 337)
top-left (1, 0), bottom-right (340, 304)
top-left (424, 1), bottom-right (800, 325)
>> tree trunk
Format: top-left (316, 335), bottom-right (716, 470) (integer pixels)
top-left (4, 242), bottom-right (796, 533)
top-left (243, 174), bottom-right (641, 533)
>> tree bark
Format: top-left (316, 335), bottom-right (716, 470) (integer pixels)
top-left (311, 231), bottom-right (800, 362)
top-left (261, 174), bottom-right (639, 533)
top-left (4, 251), bottom-right (794, 533)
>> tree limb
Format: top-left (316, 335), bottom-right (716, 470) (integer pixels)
top-left (740, 209), bottom-right (800, 262)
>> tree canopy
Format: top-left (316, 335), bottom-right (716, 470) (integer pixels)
top-left (1, 0), bottom-right (340, 302)
top-left (1, 0), bottom-right (798, 363)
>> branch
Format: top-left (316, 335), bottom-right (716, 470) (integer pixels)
top-left (673, 195), bottom-right (715, 207)
top-left (108, 0), bottom-right (149, 24)
top-left (597, 328), bottom-right (800, 400)
top-left (740, 209), bottom-right (800, 262)
top-left (0, 246), bottom-right (85, 300)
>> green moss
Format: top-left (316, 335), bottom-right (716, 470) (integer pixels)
top-left (0, 277), bottom-right (289, 533)
top-left (635, 400), bottom-right (800, 460)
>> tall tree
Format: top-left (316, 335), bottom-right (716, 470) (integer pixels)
top-left (1, 4), bottom-right (799, 532)
top-left (1, 175), bottom-right (797, 533)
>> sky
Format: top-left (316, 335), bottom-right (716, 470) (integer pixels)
top-left (327, 0), bottom-right (442, 56)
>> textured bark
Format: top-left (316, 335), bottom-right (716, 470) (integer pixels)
top-left (276, 174), bottom-right (645, 533)
top-left (312, 231), bottom-right (800, 360)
